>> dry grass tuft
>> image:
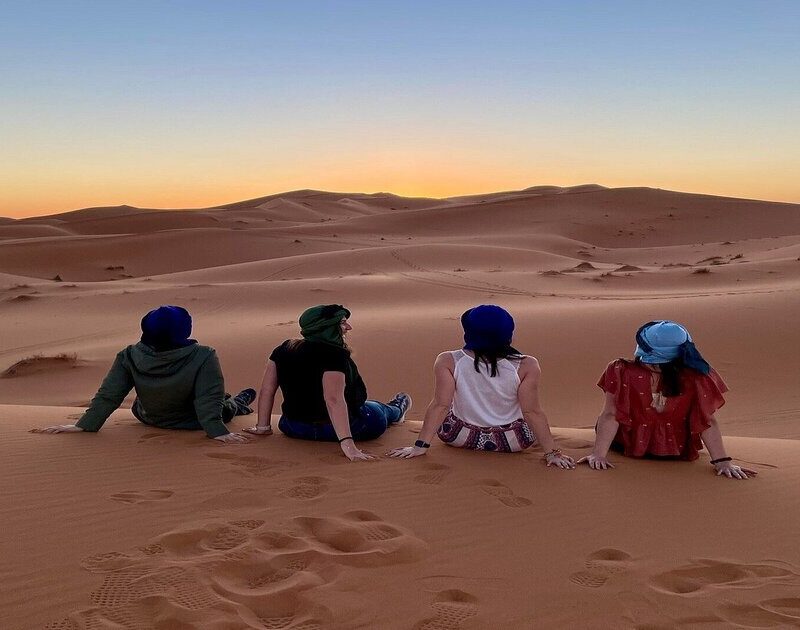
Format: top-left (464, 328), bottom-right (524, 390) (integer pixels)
top-left (1, 353), bottom-right (78, 378)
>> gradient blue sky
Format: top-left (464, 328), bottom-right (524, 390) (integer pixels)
top-left (1, 0), bottom-right (799, 216)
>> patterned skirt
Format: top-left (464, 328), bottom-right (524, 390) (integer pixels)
top-left (436, 412), bottom-right (536, 453)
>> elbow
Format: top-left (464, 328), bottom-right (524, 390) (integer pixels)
top-left (427, 401), bottom-right (450, 414)
top-left (324, 394), bottom-right (345, 408)
top-left (597, 412), bottom-right (618, 427)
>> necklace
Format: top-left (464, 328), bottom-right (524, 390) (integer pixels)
top-left (651, 391), bottom-right (667, 413)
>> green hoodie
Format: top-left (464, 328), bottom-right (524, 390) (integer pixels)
top-left (75, 342), bottom-right (231, 438)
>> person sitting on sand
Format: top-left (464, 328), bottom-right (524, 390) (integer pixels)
top-left (578, 320), bottom-right (757, 479)
top-left (243, 304), bottom-right (411, 461)
top-left (31, 305), bottom-right (254, 443)
top-left (387, 304), bottom-right (575, 468)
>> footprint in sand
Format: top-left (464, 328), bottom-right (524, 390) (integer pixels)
top-left (110, 489), bottom-right (174, 504)
top-left (230, 519), bottom-right (265, 530)
top-left (414, 462), bottom-right (451, 485)
top-left (210, 549), bottom-right (324, 599)
top-left (570, 548), bottom-right (633, 589)
top-left (157, 522), bottom-right (250, 557)
top-left (414, 589), bottom-right (479, 630)
top-left (290, 510), bottom-right (426, 567)
top-left (585, 548), bottom-right (633, 574)
top-left (650, 559), bottom-right (800, 595)
top-left (91, 564), bottom-right (221, 611)
top-left (719, 598), bottom-right (800, 626)
top-left (478, 479), bottom-right (532, 508)
top-left (51, 511), bottom-right (421, 629)
top-left (569, 571), bottom-right (609, 588)
top-left (205, 452), bottom-right (298, 476)
top-left (80, 551), bottom-right (140, 573)
top-left (281, 476), bottom-right (330, 499)
top-left (138, 543), bottom-right (165, 556)
top-left (247, 559), bottom-right (310, 588)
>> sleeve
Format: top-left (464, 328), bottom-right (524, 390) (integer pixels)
top-left (192, 351), bottom-right (230, 438)
top-left (689, 369), bottom-right (727, 434)
top-left (597, 359), bottom-right (632, 427)
top-left (75, 351), bottom-right (135, 432)
top-left (268, 343), bottom-right (283, 363)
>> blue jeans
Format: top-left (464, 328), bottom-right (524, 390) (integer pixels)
top-left (132, 396), bottom-right (237, 430)
top-left (278, 400), bottom-right (403, 442)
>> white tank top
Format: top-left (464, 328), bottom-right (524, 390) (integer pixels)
top-left (450, 349), bottom-right (524, 428)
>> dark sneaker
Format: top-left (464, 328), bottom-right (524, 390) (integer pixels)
top-left (386, 392), bottom-right (412, 424)
top-left (232, 388), bottom-right (257, 416)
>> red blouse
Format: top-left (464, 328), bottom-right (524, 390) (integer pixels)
top-left (597, 359), bottom-right (728, 461)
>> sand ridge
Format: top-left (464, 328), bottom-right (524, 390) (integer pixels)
top-left (1, 185), bottom-right (799, 628)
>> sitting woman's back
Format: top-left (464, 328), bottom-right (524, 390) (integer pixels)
top-left (450, 348), bottom-right (523, 428)
top-left (389, 304), bottom-right (576, 468)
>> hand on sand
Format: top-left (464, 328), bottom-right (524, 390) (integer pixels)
top-left (387, 446), bottom-right (427, 459)
top-left (577, 454), bottom-right (615, 470)
top-left (29, 424), bottom-right (84, 434)
top-left (340, 441), bottom-right (377, 462)
top-left (243, 426), bottom-right (273, 436)
top-left (213, 432), bottom-right (251, 444)
top-left (546, 452), bottom-right (576, 469)
top-left (715, 461), bottom-right (758, 480)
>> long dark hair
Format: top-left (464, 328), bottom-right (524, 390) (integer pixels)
top-left (472, 346), bottom-right (524, 377)
top-left (635, 357), bottom-right (683, 397)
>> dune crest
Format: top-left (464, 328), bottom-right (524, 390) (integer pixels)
top-left (1, 185), bottom-right (799, 628)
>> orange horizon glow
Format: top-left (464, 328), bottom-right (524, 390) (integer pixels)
top-left (4, 3), bottom-right (799, 219)
top-left (4, 175), bottom-right (799, 220)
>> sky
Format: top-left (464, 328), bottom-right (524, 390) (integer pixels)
top-left (1, 0), bottom-right (799, 217)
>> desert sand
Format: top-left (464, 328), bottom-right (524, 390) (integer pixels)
top-left (1, 185), bottom-right (799, 629)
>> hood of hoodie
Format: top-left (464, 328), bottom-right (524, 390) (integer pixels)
top-left (127, 341), bottom-right (208, 377)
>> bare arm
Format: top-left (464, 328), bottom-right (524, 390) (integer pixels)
top-left (699, 415), bottom-right (727, 460)
top-left (244, 360), bottom-right (279, 435)
top-left (701, 414), bottom-right (757, 479)
top-left (418, 353), bottom-right (456, 443)
top-left (388, 352), bottom-right (455, 458)
top-left (322, 371), bottom-right (374, 461)
top-left (517, 357), bottom-right (555, 451)
top-left (593, 393), bottom-right (620, 458)
top-left (518, 357), bottom-right (574, 468)
top-left (578, 392), bottom-right (619, 470)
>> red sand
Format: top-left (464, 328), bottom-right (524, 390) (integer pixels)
top-left (1, 186), bottom-right (799, 629)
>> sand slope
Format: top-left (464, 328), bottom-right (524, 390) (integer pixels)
top-left (1, 185), bottom-right (799, 628)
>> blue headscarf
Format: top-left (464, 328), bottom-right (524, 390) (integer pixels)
top-left (461, 305), bottom-right (515, 352)
top-left (634, 320), bottom-right (710, 374)
top-left (140, 305), bottom-right (196, 351)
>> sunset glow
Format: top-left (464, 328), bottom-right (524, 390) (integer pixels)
top-left (2, 0), bottom-right (798, 217)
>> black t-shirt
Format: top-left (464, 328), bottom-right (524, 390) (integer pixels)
top-left (269, 340), bottom-right (368, 423)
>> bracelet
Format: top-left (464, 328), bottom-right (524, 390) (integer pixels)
top-left (338, 436), bottom-right (354, 444)
top-left (542, 448), bottom-right (563, 460)
top-left (710, 456), bottom-right (732, 465)
top-left (414, 440), bottom-right (430, 449)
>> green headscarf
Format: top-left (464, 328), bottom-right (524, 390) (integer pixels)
top-left (299, 304), bottom-right (351, 347)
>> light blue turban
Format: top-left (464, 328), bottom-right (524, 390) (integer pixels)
top-left (634, 320), bottom-right (710, 374)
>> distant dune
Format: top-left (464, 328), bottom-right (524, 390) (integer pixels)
top-left (2, 185), bottom-right (799, 628)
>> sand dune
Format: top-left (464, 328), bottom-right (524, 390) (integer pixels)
top-left (1, 185), bottom-right (799, 628)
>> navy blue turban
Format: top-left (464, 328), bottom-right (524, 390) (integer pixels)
top-left (140, 305), bottom-right (196, 351)
top-left (461, 305), bottom-right (515, 352)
